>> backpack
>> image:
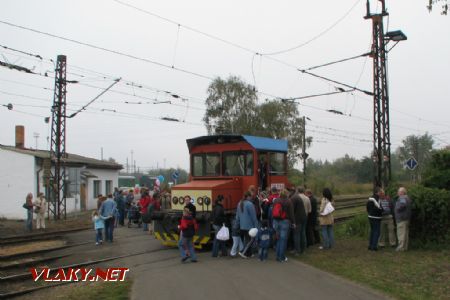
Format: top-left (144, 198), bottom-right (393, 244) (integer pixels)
top-left (272, 199), bottom-right (287, 220)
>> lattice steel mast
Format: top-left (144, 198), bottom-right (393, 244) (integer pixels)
top-left (48, 55), bottom-right (67, 219)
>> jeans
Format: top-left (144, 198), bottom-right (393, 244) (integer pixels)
top-left (321, 225), bottom-right (334, 249)
top-left (369, 218), bottom-right (381, 250)
top-left (300, 218), bottom-right (307, 253)
top-left (26, 209), bottom-right (33, 231)
top-left (118, 208), bottom-right (125, 226)
top-left (212, 225), bottom-right (227, 257)
top-left (104, 218), bottom-right (114, 242)
top-left (273, 219), bottom-right (290, 261)
top-left (143, 222), bottom-right (148, 231)
top-left (258, 247), bottom-right (268, 261)
top-left (96, 229), bottom-right (103, 243)
top-left (230, 236), bottom-right (244, 256)
top-left (179, 237), bottom-right (197, 261)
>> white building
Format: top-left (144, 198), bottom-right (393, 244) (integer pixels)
top-left (0, 144), bottom-right (122, 220)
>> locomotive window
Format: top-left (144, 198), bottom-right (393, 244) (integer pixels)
top-left (192, 153), bottom-right (220, 177)
top-left (269, 152), bottom-right (286, 175)
top-left (223, 151), bottom-right (253, 176)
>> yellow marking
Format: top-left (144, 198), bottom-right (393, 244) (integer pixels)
top-left (171, 190), bottom-right (212, 211)
top-left (200, 236), bottom-right (210, 244)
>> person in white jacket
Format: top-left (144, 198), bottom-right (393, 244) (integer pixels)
top-left (34, 192), bottom-right (47, 229)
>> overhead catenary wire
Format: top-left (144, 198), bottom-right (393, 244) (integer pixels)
top-left (0, 20), bottom-right (214, 81)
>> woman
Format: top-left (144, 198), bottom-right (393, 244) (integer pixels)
top-left (235, 191), bottom-right (258, 258)
top-left (25, 193), bottom-right (33, 231)
top-left (319, 188), bottom-right (335, 250)
top-left (34, 192), bottom-right (47, 229)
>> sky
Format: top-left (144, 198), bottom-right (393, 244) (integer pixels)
top-left (0, 0), bottom-right (449, 172)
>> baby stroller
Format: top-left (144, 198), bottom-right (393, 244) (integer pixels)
top-left (127, 203), bottom-right (142, 228)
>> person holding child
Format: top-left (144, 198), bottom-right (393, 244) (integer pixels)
top-left (178, 207), bottom-right (198, 263)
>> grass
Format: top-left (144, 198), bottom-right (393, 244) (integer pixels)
top-left (295, 223), bottom-right (450, 300)
top-left (56, 281), bottom-right (132, 300)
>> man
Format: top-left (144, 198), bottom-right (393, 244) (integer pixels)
top-left (395, 187), bottom-right (412, 251)
top-left (184, 198), bottom-right (196, 219)
top-left (211, 195), bottom-right (227, 257)
top-left (378, 188), bottom-right (396, 248)
top-left (305, 189), bottom-right (320, 245)
top-left (114, 190), bottom-right (125, 226)
top-left (100, 194), bottom-right (117, 242)
top-left (298, 187), bottom-right (311, 253)
top-left (272, 189), bottom-right (295, 262)
top-left (290, 187), bottom-right (306, 256)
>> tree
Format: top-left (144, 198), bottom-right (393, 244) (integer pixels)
top-left (204, 76), bottom-right (258, 135)
top-left (427, 0), bottom-right (448, 15)
top-left (422, 149), bottom-right (450, 190)
top-left (397, 133), bottom-right (434, 183)
top-left (203, 76), bottom-right (310, 167)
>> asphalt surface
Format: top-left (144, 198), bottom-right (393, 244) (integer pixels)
top-left (13, 226), bottom-right (389, 300)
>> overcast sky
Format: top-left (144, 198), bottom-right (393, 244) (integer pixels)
top-left (1, 0), bottom-right (449, 172)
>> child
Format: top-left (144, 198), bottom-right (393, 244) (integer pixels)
top-left (258, 220), bottom-right (270, 261)
top-left (178, 207), bottom-right (198, 263)
top-left (92, 210), bottom-right (105, 245)
top-left (230, 219), bottom-right (244, 257)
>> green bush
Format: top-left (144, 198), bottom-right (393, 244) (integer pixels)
top-left (408, 185), bottom-right (450, 246)
top-left (336, 214), bottom-right (369, 238)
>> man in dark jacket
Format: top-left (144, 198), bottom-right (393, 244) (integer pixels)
top-left (290, 187), bottom-right (307, 255)
top-left (185, 199), bottom-right (196, 219)
top-left (211, 195), bottom-right (227, 257)
top-left (367, 191), bottom-right (383, 251)
top-left (305, 189), bottom-right (320, 245)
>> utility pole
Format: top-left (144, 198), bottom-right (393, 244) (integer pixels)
top-left (365, 0), bottom-right (406, 189)
top-left (301, 116), bottom-right (309, 187)
top-left (48, 55), bottom-right (67, 220)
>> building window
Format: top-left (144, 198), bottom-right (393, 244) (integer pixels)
top-left (105, 180), bottom-right (112, 195)
top-left (93, 180), bottom-right (101, 198)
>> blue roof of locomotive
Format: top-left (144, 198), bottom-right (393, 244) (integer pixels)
top-left (242, 135), bottom-right (288, 152)
top-left (186, 135), bottom-right (288, 153)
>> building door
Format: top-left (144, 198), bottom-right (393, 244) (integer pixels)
top-left (80, 183), bottom-right (87, 211)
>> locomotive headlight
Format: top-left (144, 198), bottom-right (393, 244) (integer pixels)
top-left (172, 196), bottom-right (178, 205)
top-left (197, 197), bottom-right (203, 205)
top-left (179, 197), bottom-right (185, 205)
top-left (204, 197), bottom-right (211, 205)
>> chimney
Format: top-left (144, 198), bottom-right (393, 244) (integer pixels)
top-left (15, 125), bottom-right (25, 148)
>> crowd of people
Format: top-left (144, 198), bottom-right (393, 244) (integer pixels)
top-left (366, 186), bottom-right (412, 252)
top-left (205, 185), bottom-right (329, 263)
top-left (93, 187), bottom-right (162, 244)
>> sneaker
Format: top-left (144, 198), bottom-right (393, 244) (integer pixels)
top-left (319, 246), bottom-right (324, 250)
top-left (191, 260), bottom-right (198, 263)
top-left (181, 256), bottom-right (189, 262)
top-left (238, 252), bottom-right (247, 259)
top-left (95, 242), bottom-right (99, 245)
top-left (283, 257), bottom-right (288, 262)
top-left (99, 240), bottom-right (103, 244)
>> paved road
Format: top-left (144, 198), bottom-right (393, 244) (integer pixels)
top-left (16, 226), bottom-right (389, 300)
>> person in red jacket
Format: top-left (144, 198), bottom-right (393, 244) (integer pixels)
top-left (178, 207), bottom-right (198, 263)
top-left (139, 190), bottom-right (153, 231)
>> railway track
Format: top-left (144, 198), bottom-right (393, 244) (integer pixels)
top-left (0, 247), bottom-right (175, 299)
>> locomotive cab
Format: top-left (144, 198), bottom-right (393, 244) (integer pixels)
top-left (154, 135), bottom-right (290, 249)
